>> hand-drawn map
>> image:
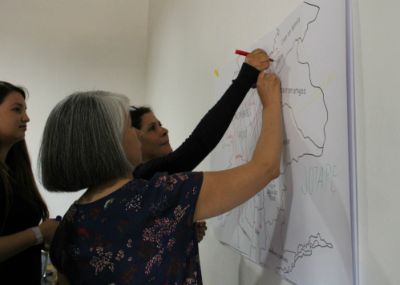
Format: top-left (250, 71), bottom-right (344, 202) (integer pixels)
top-left (211, 1), bottom-right (356, 284)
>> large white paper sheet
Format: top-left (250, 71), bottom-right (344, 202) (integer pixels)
top-left (211, 1), bottom-right (356, 284)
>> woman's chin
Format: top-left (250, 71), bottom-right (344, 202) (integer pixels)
top-left (162, 145), bottom-right (173, 154)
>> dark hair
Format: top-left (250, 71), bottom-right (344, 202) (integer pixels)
top-left (39, 91), bottom-right (133, 192)
top-left (129, 106), bottom-right (152, 129)
top-left (0, 81), bottom-right (49, 233)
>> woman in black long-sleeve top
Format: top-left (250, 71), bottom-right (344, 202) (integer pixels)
top-left (131, 49), bottom-right (269, 180)
top-left (130, 49), bottom-right (271, 241)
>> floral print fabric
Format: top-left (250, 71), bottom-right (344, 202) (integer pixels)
top-left (50, 172), bottom-right (203, 285)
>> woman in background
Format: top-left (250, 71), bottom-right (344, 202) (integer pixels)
top-left (39, 67), bottom-right (282, 284)
top-left (131, 49), bottom-right (270, 178)
top-left (0, 81), bottom-right (59, 284)
top-left (131, 49), bottom-right (271, 240)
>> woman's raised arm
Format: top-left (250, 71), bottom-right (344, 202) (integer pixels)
top-left (194, 72), bottom-right (282, 221)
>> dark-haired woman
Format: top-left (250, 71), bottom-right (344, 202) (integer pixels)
top-left (130, 49), bottom-right (271, 179)
top-left (130, 50), bottom-right (272, 241)
top-left (0, 81), bottom-right (59, 284)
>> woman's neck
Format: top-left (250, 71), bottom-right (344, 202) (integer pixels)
top-left (78, 175), bottom-right (133, 204)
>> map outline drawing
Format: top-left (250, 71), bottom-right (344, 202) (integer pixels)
top-left (211, 1), bottom-right (354, 284)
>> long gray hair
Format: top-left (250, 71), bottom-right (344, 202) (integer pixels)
top-left (39, 91), bottom-right (133, 192)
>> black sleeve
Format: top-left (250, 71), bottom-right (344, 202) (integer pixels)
top-left (133, 63), bottom-right (259, 180)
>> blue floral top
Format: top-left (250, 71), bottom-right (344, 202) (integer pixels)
top-left (50, 172), bottom-right (203, 285)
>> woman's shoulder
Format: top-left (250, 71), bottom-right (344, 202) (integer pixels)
top-left (146, 172), bottom-right (203, 189)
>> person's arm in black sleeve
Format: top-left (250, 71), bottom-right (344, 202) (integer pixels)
top-left (133, 63), bottom-right (259, 180)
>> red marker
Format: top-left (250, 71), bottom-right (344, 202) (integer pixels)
top-left (235, 49), bottom-right (274, 62)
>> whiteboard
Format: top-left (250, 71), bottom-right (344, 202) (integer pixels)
top-left (211, 1), bottom-right (357, 284)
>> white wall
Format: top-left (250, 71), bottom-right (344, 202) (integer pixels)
top-left (355, 0), bottom-right (400, 284)
top-left (0, 0), bottom-right (149, 214)
top-left (146, 0), bottom-right (400, 284)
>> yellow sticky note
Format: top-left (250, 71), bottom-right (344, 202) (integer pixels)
top-left (214, 68), bottom-right (220, 77)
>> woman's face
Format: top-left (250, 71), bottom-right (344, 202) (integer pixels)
top-left (0, 91), bottom-right (29, 147)
top-left (138, 112), bottom-right (172, 161)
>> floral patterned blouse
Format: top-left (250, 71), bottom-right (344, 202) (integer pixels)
top-left (50, 172), bottom-right (203, 285)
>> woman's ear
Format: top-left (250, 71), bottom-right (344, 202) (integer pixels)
top-left (135, 128), bottom-right (144, 139)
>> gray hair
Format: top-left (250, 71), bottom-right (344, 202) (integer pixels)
top-left (39, 90), bottom-right (133, 192)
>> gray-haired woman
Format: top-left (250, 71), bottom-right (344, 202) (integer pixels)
top-left (39, 71), bottom-right (282, 284)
